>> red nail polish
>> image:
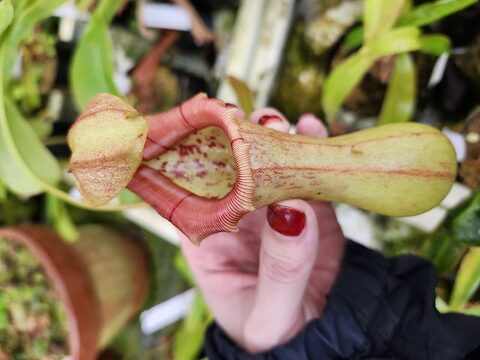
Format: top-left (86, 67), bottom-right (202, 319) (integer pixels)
top-left (259, 115), bottom-right (282, 126)
top-left (225, 102), bottom-right (238, 108)
top-left (267, 205), bottom-right (306, 236)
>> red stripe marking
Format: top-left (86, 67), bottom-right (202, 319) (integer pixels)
top-left (168, 193), bottom-right (193, 221)
top-left (252, 166), bottom-right (454, 179)
top-left (145, 136), bottom-right (170, 151)
top-left (179, 104), bottom-right (197, 130)
top-left (230, 137), bottom-right (244, 146)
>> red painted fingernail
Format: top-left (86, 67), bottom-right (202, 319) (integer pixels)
top-left (225, 102), bottom-right (238, 108)
top-left (259, 115), bottom-right (282, 126)
top-left (267, 205), bottom-right (306, 237)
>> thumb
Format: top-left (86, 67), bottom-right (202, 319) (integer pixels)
top-left (243, 200), bottom-right (319, 353)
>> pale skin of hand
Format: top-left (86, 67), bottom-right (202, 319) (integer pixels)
top-left (180, 109), bottom-right (346, 353)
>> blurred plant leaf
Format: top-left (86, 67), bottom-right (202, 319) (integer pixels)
top-left (450, 247), bottom-right (480, 310)
top-left (175, 251), bottom-right (195, 286)
top-left (435, 296), bottom-right (450, 313)
top-left (0, 0), bottom-right (13, 36)
top-left (2, 0), bottom-right (66, 79)
top-left (173, 293), bottom-right (212, 360)
top-left (117, 189), bottom-right (142, 204)
top-left (419, 34), bottom-right (451, 56)
top-left (343, 26), bottom-right (363, 51)
top-left (396, 0), bottom-right (477, 27)
top-left (364, 0), bottom-right (404, 42)
top-left (322, 53), bottom-right (374, 120)
top-left (366, 27), bottom-right (421, 57)
top-left (70, 0), bottom-right (122, 110)
top-left (421, 227), bottom-right (465, 273)
top-left (323, 27), bottom-right (421, 120)
top-left (0, 0), bottom-right (142, 211)
top-left (450, 190), bottom-right (480, 245)
top-left (0, 98), bottom-right (54, 195)
top-left (460, 305), bottom-right (480, 317)
top-left (45, 194), bottom-right (78, 243)
top-left (379, 53), bottom-right (415, 124)
top-left (227, 76), bottom-right (255, 117)
top-left (3, 98), bottom-right (61, 190)
top-left (0, 0), bottom-right (64, 196)
top-left (421, 191), bottom-right (480, 272)
top-left (0, 180), bottom-right (6, 203)
top-left (77, 0), bottom-right (97, 11)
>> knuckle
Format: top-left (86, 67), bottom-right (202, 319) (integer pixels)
top-left (261, 249), bottom-right (307, 284)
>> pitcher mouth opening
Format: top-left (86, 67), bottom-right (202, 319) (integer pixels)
top-left (128, 93), bottom-right (255, 244)
top-left (145, 125), bottom-right (237, 200)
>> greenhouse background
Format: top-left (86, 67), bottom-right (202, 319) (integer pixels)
top-left (0, 0), bottom-right (480, 358)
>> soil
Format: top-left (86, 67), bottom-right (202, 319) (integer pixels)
top-left (0, 238), bottom-right (69, 359)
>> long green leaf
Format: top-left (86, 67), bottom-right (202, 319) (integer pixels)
top-left (343, 26), bottom-right (363, 51)
top-left (70, 0), bottom-right (122, 109)
top-left (450, 247), bottom-right (480, 310)
top-left (173, 293), bottom-right (212, 360)
top-left (323, 27), bottom-right (420, 121)
top-left (322, 53), bottom-right (374, 121)
top-left (227, 76), bottom-right (255, 116)
top-left (460, 305), bottom-right (480, 317)
top-left (365, 26), bottom-right (421, 57)
top-left (0, 44), bottom-right (46, 195)
top-left (450, 190), bottom-right (480, 246)
top-left (396, 0), bottom-right (476, 27)
top-left (364, 0), bottom-right (405, 42)
top-left (2, 98), bottom-right (61, 191)
top-left (419, 34), bottom-right (451, 56)
top-left (45, 194), bottom-right (79, 243)
top-left (421, 227), bottom-right (465, 273)
top-left (0, 0), bottom-right (13, 36)
top-left (379, 53), bottom-right (415, 124)
top-left (174, 251), bottom-right (195, 286)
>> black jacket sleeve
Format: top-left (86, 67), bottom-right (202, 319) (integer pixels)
top-left (204, 240), bottom-right (480, 360)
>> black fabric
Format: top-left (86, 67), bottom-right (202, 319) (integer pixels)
top-left (204, 240), bottom-right (480, 360)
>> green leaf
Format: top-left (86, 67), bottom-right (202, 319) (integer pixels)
top-left (0, 0), bottom-right (13, 36)
top-left (379, 53), bottom-right (415, 124)
top-left (421, 227), bottom-right (465, 273)
top-left (322, 53), bottom-right (375, 120)
top-left (45, 194), bottom-right (78, 243)
top-left (419, 34), bottom-right (451, 56)
top-left (365, 26), bottom-right (421, 57)
top-left (343, 26), bottom-right (363, 51)
top-left (450, 247), bottom-right (480, 309)
top-left (1, 98), bottom-right (61, 193)
top-left (364, 0), bottom-right (405, 42)
top-left (174, 251), bottom-right (195, 286)
top-left (450, 190), bottom-right (480, 245)
top-left (0, 179), bottom-right (6, 203)
top-left (173, 293), bottom-right (212, 360)
top-left (0, 90), bottom-right (55, 195)
top-left (227, 76), bottom-right (255, 117)
top-left (460, 305), bottom-right (480, 317)
top-left (2, 0), bottom-right (66, 79)
top-left (396, 0), bottom-right (476, 27)
top-left (435, 296), bottom-right (450, 313)
top-left (323, 27), bottom-right (422, 121)
top-left (70, 0), bottom-right (123, 110)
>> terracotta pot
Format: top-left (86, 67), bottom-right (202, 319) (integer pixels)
top-left (0, 224), bottom-right (150, 360)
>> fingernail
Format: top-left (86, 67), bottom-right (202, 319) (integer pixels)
top-left (267, 205), bottom-right (306, 237)
top-left (225, 102), bottom-right (238, 108)
top-left (259, 115), bottom-right (282, 126)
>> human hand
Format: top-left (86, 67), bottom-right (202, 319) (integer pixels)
top-left (180, 109), bottom-right (346, 353)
